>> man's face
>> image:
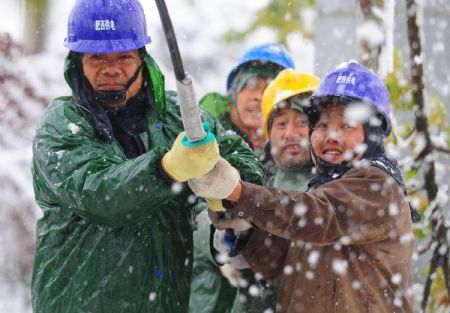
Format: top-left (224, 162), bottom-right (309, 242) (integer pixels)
top-left (232, 76), bottom-right (271, 130)
top-left (82, 50), bottom-right (143, 109)
top-left (270, 107), bottom-right (310, 171)
top-left (310, 104), bottom-right (365, 164)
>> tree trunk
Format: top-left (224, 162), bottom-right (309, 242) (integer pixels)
top-left (23, 0), bottom-right (48, 54)
top-left (356, 0), bottom-right (394, 78)
top-left (357, 0), bottom-right (383, 70)
top-left (405, 0), bottom-right (448, 312)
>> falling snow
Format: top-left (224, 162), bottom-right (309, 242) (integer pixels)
top-left (332, 259), bottom-right (349, 276)
top-left (1, 0), bottom-right (449, 312)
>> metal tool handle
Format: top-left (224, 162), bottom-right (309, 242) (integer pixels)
top-left (154, 0), bottom-right (206, 142)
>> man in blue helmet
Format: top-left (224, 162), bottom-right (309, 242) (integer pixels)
top-left (188, 61), bottom-right (419, 313)
top-left (200, 42), bottom-right (295, 152)
top-left (30, 1), bottom-right (264, 312)
top-left (189, 43), bottom-right (294, 313)
top-left (205, 69), bottom-right (321, 313)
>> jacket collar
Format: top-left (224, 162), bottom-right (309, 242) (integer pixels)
top-left (310, 153), bottom-right (421, 223)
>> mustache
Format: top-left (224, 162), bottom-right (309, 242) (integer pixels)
top-left (282, 137), bottom-right (309, 149)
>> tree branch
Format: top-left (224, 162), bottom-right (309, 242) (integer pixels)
top-left (442, 251), bottom-right (450, 305)
top-left (434, 145), bottom-right (450, 154)
top-left (406, 0), bottom-right (446, 310)
top-left (422, 244), bottom-right (441, 311)
top-left (407, 186), bottom-right (425, 195)
top-left (417, 240), bottom-right (433, 255)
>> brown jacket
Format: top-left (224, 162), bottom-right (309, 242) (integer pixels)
top-left (235, 166), bottom-right (414, 313)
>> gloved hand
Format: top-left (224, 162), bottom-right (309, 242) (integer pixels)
top-left (208, 208), bottom-right (252, 231)
top-left (188, 157), bottom-right (240, 199)
top-left (206, 198), bottom-right (225, 212)
top-left (213, 229), bottom-right (250, 269)
top-left (162, 122), bottom-right (219, 182)
top-left (219, 264), bottom-right (242, 287)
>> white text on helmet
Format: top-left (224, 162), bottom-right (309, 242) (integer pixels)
top-left (336, 74), bottom-right (356, 85)
top-left (95, 20), bottom-right (116, 31)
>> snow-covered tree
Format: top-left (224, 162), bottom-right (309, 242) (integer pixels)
top-left (0, 31), bottom-right (64, 312)
top-left (23, 0), bottom-right (49, 54)
top-left (401, 1), bottom-right (450, 311)
top-left (233, 1), bottom-right (450, 311)
top-left (0, 33), bottom-right (42, 313)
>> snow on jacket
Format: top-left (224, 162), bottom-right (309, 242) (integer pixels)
top-left (235, 166), bottom-right (414, 313)
top-left (189, 202), bottom-right (241, 313)
top-left (235, 168), bottom-right (315, 313)
top-left (31, 51), bottom-right (264, 313)
top-left (189, 93), bottom-right (249, 313)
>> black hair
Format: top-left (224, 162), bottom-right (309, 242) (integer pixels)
top-left (267, 93), bottom-right (311, 137)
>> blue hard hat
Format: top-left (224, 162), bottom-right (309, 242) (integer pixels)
top-left (226, 42), bottom-right (295, 91)
top-left (64, 0), bottom-right (151, 53)
top-left (309, 60), bottom-right (392, 136)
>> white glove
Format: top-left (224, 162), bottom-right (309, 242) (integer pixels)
top-left (219, 264), bottom-right (242, 287)
top-left (213, 229), bottom-right (233, 259)
top-left (188, 157), bottom-right (240, 199)
top-left (228, 254), bottom-right (250, 270)
top-left (213, 229), bottom-right (250, 270)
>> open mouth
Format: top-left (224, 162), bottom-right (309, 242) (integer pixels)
top-left (321, 147), bottom-right (343, 161)
top-left (323, 149), bottom-right (341, 155)
top-left (283, 143), bottom-right (303, 153)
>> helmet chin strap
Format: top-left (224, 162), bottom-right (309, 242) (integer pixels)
top-left (93, 62), bottom-right (144, 108)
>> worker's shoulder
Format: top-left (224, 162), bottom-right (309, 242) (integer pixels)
top-left (40, 96), bottom-right (84, 122)
top-left (199, 92), bottom-right (231, 117)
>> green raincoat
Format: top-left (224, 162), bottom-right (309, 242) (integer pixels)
top-left (189, 92), bottom-right (241, 313)
top-left (199, 93), bottom-right (234, 132)
top-left (31, 51), bottom-right (264, 313)
top-left (191, 93), bottom-right (314, 313)
top-left (190, 92), bottom-right (266, 313)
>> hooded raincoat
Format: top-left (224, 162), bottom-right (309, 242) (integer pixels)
top-left (189, 94), bottom-right (242, 313)
top-left (31, 51), bottom-right (264, 313)
top-left (189, 91), bottom-right (272, 313)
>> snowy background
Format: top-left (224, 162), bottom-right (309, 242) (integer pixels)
top-left (1, 0), bottom-right (314, 95)
top-left (0, 1), bottom-right (314, 312)
top-left (1, 0), bottom-right (449, 312)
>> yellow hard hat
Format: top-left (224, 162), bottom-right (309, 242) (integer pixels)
top-left (261, 68), bottom-right (321, 139)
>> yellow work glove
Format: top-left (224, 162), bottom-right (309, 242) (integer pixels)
top-left (206, 199), bottom-right (225, 212)
top-left (162, 123), bottom-right (220, 182)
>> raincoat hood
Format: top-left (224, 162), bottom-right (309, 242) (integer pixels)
top-left (63, 49), bottom-right (166, 143)
top-left (64, 49), bottom-right (166, 111)
top-left (31, 48), bottom-right (265, 312)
